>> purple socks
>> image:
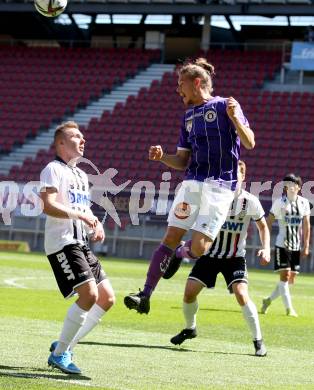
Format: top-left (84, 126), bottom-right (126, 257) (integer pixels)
top-left (143, 244), bottom-right (174, 297)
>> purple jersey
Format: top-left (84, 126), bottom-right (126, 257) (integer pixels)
top-left (177, 97), bottom-right (249, 191)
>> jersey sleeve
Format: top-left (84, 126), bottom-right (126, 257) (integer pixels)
top-left (248, 195), bottom-right (265, 221)
top-left (177, 115), bottom-right (192, 151)
top-left (269, 198), bottom-right (281, 219)
top-left (235, 103), bottom-right (250, 127)
top-left (40, 164), bottom-right (61, 192)
top-left (224, 99), bottom-right (250, 129)
top-left (303, 199), bottom-right (311, 217)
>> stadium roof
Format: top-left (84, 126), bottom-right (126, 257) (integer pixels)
top-left (57, 14), bottom-right (314, 30)
top-left (0, 1), bottom-right (314, 16)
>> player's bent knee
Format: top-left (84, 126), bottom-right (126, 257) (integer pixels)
top-left (184, 289), bottom-right (198, 303)
top-left (235, 292), bottom-right (248, 306)
top-left (184, 296), bottom-right (197, 304)
top-left (163, 227), bottom-right (185, 248)
top-left (190, 241), bottom-right (205, 257)
top-left (81, 287), bottom-right (99, 307)
top-left (280, 271), bottom-right (290, 282)
top-left (107, 295), bottom-right (116, 308)
top-left (87, 292), bottom-right (99, 306)
top-left (232, 283), bottom-right (248, 306)
top-left (191, 241), bottom-right (211, 258)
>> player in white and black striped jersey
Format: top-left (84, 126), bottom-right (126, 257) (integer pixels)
top-left (171, 161), bottom-right (270, 356)
top-left (40, 121), bottom-right (115, 374)
top-left (261, 174), bottom-right (311, 317)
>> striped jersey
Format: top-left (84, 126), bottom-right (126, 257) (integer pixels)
top-left (40, 157), bottom-right (91, 255)
top-left (270, 195), bottom-right (310, 251)
top-left (177, 96), bottom-right (249, 191)
top-left (207, 190), bottom-right (264, 258)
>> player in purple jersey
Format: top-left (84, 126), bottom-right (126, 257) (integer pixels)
top-left (171, 161), bottom-right (270, 356)
top-left (124, 58), bottom-right (255, 314)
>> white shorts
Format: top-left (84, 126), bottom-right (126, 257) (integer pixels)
top-left (167, 180), bottom-right (234, 240)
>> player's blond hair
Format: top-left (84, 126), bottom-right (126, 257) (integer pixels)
top-left (178, 57), bottom-right (215, 93)
top-left (54, 121), bottom-right (79, 143)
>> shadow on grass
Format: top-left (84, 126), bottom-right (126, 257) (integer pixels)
top-left (80, 342), bottom-right (252, 357)
top-left (208, 351), bottom-right (255, 357)
top-left (80, 341), bottom-right (192, 352)
top-left (171, 306), bottom-right (241, 314)
top-left (0, 364), bottom-right (91, 381)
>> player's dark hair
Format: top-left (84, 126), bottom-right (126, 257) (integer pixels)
top-left (283, 173), bottom-right (302, 187)
top-left (178, 57), bottom-right (215, 93)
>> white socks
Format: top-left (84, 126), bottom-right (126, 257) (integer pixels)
top-left (183, 301), bottom-right (198, 329)
top-left (269, 283), bottom-right (281, 301)
top-left (54, 303), bottom-right (89, 356)
top-left (278, 281), bottom-right (293, 309)
top-left (268, 281), bottom-right (293, 310)
top-left (69, 304), bottom-right (106, 351)
top-left (241, 300), bottom-right (262, 341)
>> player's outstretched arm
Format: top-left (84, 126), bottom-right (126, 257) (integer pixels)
top-left (226, 97), bottom-right (255, 150)
top-left (256, 217), bottom-right (271, 265)
top-left (149, 145), bottom-right (190, 171)
top-left (40, 187), bottom-right (98, 229)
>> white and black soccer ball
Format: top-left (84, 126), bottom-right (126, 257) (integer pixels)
top-left (34, 0), bottom-right (67, 17)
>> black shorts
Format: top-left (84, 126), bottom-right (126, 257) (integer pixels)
top-left (188, 255), bottom-right (248, 293)
top-left (47, 243), bottom-right (107, 298)
top-left (274, 246), bottom-right (300, 273)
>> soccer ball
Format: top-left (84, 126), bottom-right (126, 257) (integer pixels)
top-left (34, 0), bottom-right (67, 17)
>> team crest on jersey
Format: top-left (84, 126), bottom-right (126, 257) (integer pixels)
top-left (204, 110), bottom-right (217, 122)
top-left (186, 119), bottom-right (193, 132)
top-left (238, 210), bottom-right (246, 219)
top-left (174, 202), bottom-right (191, 219)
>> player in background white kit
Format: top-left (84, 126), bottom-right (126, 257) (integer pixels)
top-left (171, 161), bottom-right (270, 356)
top-left (261, 174), bottom-right (311, 317)
top-left (40, 121), bottom-right (115, 374)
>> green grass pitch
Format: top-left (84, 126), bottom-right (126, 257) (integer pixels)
top-left (1, 251), bottom-right (314, 390)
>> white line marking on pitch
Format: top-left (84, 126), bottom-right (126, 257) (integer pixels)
top-left (3, 276), bottom-right (52, 289)
top-left (3, 277), bottom-right (29, 289)
top-left (2, 276), bottom-right (46, 289)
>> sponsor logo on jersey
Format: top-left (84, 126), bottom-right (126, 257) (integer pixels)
top-left (204, 110), bottom-right (217, 122)
top-left (174, 202), bottom-right (191, 219)
top-left (221, 220), bottom-right (244, 231)
top-left (69, 191), bottom-right (90, 206)
top-left (233, 270), bottom-right (246, 278)
top-left (78, 271), bottom-right (89, 277)
top-left (285, 216), bottom-right (302, 225)
top-left (56, 252), bottom-right (75, 280)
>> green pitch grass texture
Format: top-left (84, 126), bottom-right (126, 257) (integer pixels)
top-left (0, 252), bottom-right (314, 390)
